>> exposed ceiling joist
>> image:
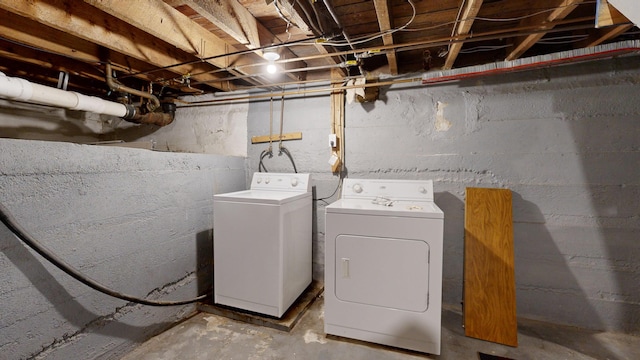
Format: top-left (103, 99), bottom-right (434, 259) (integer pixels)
top-left (373, 0), bottom-right (398, 75)
top-left (580, 24), bottom-right (633, 47)
top-left (444, 0), bottom-right (484, 70)
top-left (165, 0), bottom-right (261, 48)
top-left (506, 0), bottom-right (585, 61)
top-left (0, 0), bottom-right (638, 99)
top-left (83, 0), bottom-right (271, 88)
top-left (0, 0), bottom-right (235, 92)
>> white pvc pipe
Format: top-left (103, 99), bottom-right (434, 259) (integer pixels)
top-left (0, 71), bottom-right (128, 117)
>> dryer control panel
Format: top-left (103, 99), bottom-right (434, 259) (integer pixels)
top-left (251, 172), bottom-right (311, 192)
top-left (342, 178), bottom-right (433, 202)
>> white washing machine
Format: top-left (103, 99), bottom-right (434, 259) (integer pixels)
top-left (213, 172), bottom-right (312, 318)
top-left (324, 178), bottom-right (444, 355)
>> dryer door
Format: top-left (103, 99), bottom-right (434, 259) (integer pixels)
top-left (335, 235), bottom-right (430, 312)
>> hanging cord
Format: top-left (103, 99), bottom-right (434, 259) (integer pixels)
top-left (269, 96), bottom-right (274, 154)
top-left (277, 95), bottom-right (298, 173)
top-left (259, 97), bottom-right (275, 172)
top-left (0, 202), bottom-right (207, 306)
top-left (314, 176), bottom-right (342, 205)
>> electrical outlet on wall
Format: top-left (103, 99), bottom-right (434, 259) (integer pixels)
top-left (329, 134), bottom-right (337, 148)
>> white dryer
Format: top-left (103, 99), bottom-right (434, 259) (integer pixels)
top-left (324, 178), bottom-right (444, 354)
top-left (213, 172), bottom-right (312, 317)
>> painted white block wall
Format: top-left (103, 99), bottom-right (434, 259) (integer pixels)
top-left (246, 57), bottom-right (640, 333)
top-left (0, 139), bottom-right (246, 359)
top-left (0, 93), bottom-right (249, 156)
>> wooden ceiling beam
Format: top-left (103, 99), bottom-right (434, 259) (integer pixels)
top-left (0, 0), bottom-right (233, 91)
top-left (0, 8), bottom-right (201, 93)
top-left (373, 0), bottom-right (398, 75)
top-left (505, 0), bottom-right (585, 61)
top-left (270, 0), bottom-right (311, 32)
top-left (165, 0), bottom-right (261, 49)
top-left (167, 0), bottom-right (311, 82)
top-left (83, 0), bottom-right (271, 87)
top-left (578, 23), bottom-right (633, 48)
top-left (443, 0), bottom-right (484, 70)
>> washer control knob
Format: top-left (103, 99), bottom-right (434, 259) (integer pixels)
top-left (265, 177), bottom-right (271, 184)
top-left (257, 177), bottom-right (262, 184)
top-left (291, 177), bottom-right (299, 187)
top-left (353, 184), bottom-right (363, 193)
top-left (419, 186), bottom-right (427, 194)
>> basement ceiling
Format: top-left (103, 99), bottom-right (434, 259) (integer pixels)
top-left (0, 0), bottom-right (638, 101)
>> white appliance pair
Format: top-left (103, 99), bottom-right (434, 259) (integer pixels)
top-left (324, 178), bottom-right (444, 355)
top-left (213, 173), bottom-right (444, 355)
top-left (213, 172), bottom-right (311, 318)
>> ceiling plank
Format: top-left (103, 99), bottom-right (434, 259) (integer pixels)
top-left (83, 0), bottom-right (270, 87)
top-left (168, 0), bottom-right (312, 82)
top-left (443, 0), bottom-right (484, 70)
top-left (505, 0), bottom-right (585, 61)
top-left (373, 0), bottom-right (398, 75)
top-left (271, 0), bottom-right (311, 32)
top-left (578, 23), bottom-right (633, 47)
top-left (165, 0), bottom-right (261, 49)
top-left (0, 8), bottom-right (200, 92)
top-left (1, 0), bottom-right (233, 91)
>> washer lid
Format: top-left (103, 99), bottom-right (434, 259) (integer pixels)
top-left (214, 189), bottom-right (310, 205)
top-left (326, 198), bottom-right (443, 218)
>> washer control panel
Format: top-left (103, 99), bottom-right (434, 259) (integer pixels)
top-left (251, 172), bottom-right (311, 192)
top-left (342, 178), bottom-right (434, 202)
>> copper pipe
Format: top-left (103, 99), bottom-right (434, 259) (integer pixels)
top-left (105, 63), bottom-right (160, 111)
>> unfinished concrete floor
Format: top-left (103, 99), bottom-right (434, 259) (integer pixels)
top-left (120, 294), bottom-right (639, 360)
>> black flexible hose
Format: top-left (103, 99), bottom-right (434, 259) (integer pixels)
top-left (259, 149), bottom-right (272, 172)
top-left (0, 202), bottom-right (207, 306)
top-left (278, 146), bottom-right (298, 173)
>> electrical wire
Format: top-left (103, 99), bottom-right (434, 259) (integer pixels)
top-left (400, 1), bottom-right (597, 32)
top-left (274, 0), bottom-right (293, 41)
top-left (295, 0), bottom-right (323, 35)
top-left (459, 44), bottom-right (512, 53)
top-left (314, 177), bottom-right (342, 205)
top-left (119, 34), bottom-right (327, 79)
top-left (0, 202), bottom-right (207, 306)
top-left (315, 0), bottom-right (416, 47)
top-left (536, 34), bottom-right (590, 45)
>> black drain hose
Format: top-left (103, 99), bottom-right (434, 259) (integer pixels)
top-left (0, 202), bottom-right (208, 306)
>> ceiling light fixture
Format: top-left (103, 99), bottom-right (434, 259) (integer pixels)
top-left (263, 50), bottom-right (280, 74)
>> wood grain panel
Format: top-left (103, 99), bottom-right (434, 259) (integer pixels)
top-left (464, 187), bottom-right (518, 347)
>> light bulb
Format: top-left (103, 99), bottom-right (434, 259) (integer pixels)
top-left (267, 63), bottom-right (277, 74)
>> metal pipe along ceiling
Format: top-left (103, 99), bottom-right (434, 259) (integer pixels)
top-left (178, 40), bottom-right (640, 106)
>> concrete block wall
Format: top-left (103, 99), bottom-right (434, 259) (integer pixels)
top-left (0, 138), bottom-right (245, 359)
top-left (246, 57), bottom-right (640, 333)
top-left (0, 93), bottom-right (249, 155)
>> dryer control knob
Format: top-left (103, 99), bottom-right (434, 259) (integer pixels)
top-left (291, 178), bottom-right (299, 187)
top-left (419, 186), bottom-right (427, 194)
top-left (353, 184), bottom-right (363, 193)
top-left (265, 177), bottom-right (271, 184)
top-left (257, 177), bottom-right (262, 184)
